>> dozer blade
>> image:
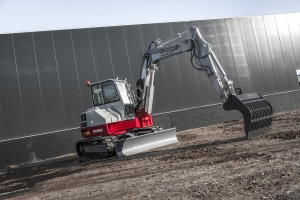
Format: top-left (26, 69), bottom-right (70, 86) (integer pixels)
top-left (115, 128), bottom-right (178, 158)
top-left (223, 93), bottom-right (273, 139)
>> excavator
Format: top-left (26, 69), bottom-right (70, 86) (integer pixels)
top-left (76, 26), bottom-right (273, 158)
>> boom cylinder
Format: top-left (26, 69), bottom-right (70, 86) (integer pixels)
top-left (144, 69), bottom-right (155, 114)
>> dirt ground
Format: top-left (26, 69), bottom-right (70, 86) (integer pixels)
top-left (1, 109), bottom-right (300, 199)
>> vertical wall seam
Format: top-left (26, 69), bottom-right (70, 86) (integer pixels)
top-left (236, 18), bottom-right (255, 92)
top-left (223, 19), bottom-right (241, 88)
top-left (138, 25), bottom-right (145, 52)
top-left (51, 31), bottom-right (67, 129)
top-left (274, 15), bottom-right (292, 90)
top-left (153, 23), bottom-right (173, 111)
top-left (31, 32), bottom-right (47, 132)
top-left (122, 25), bottom-right (134, 85)
top-left (11, 34), bottom-right (27, 136)
top-left (0, 106), bottom-right (5, 139)
top-left (225, 19), bottom-right (243, 89)
top-left (285, 14), bottom-right (300, 71)
top-left (262, 16), bottom-right (281, 92)
top-left (70, 30), bottom-right (84, 111)
top-left (88, 28), bottom-right (98, 81)
top-left (251, 18), bottom-right (269, 95)
top-left (212, 20), bottom-right (225, 67)
top-left (105, 27), bottom-right (116, 78)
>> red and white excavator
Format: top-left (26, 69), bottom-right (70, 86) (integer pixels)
top-left (76, 26), bottom-right (273, 158)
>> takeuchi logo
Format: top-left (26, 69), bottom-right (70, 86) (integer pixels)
top-left (93, 128), bottom-right (103, 133)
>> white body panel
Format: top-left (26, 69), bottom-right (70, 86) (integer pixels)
top-left (86, 107), bottom-right (121, 127)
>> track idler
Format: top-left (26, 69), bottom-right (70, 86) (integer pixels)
top-left (223, 93), bottom-right (273, 139)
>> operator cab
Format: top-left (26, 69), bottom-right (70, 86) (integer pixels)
top-left (89, 79), bottom-right (136, 120)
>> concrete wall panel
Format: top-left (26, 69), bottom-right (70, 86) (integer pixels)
top-left (52, 30), bottom-right (83, 129)
top-left (286, 13), bottom-right (300, 73)
top-left (88, 27), bottom-right (115, 81)
top-left (239, 17), bottom-right (268, 95)
top-left (0, 34), bottom-right (25, 140)
top-left (252, 16), bottom-right (280, 94)
top-left (263, 15), bottom-right (291, 92)
top-left (275, 14), bottom-right (300, 90)
top-left (33, 31), bottom-right (65, 132)
top-left (13, 33), bottom-right (46, 136)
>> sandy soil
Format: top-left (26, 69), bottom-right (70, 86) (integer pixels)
top-left (1, 109), bottom-right (300, 199)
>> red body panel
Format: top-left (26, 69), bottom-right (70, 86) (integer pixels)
top-left (81, 113), bottom-right (153, 138)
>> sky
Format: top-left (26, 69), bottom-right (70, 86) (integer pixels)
top-left (0, 0), bottom-right (299, 34)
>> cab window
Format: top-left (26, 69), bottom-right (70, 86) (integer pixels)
top-left (91, 83), bottom-right (103, 106)
top-left (101, 81), bottom-right (120, 104)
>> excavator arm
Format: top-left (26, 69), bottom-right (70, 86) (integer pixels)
top-left (136, 26), bottom-right (273, 139)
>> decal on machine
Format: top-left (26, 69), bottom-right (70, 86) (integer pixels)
top-left (93, 128), bottom-right (103, 133)
top-left (160, 51), bottom-right (174, 57)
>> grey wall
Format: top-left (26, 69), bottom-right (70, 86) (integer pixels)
top-left (0, 13), bottom-right (300, 142)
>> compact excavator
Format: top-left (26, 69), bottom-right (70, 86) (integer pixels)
top-left (76, 26), bottom-right (273, 158)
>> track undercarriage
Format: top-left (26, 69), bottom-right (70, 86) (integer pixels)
top-left (76, 137), bottom-right (116, 158)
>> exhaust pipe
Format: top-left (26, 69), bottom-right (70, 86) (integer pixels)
top-left (223, 93), bottom-right (273, 139)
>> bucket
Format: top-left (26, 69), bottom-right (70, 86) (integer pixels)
top-left (223, 93), bottom-right (273, 139)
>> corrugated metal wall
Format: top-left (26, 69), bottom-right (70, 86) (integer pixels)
top-left (0, 13), bottom-right (299, 141)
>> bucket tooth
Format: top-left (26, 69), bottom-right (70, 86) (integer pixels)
top-left (115, 128), bottom-right (178, 157)
top-left (223, 93), bottom-right (273, 139)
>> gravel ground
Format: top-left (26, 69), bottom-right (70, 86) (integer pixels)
top-left (1, 109), bottom-right (300, 199)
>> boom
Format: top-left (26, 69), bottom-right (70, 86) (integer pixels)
top-left (136, 26), bottom-right (273, 139)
